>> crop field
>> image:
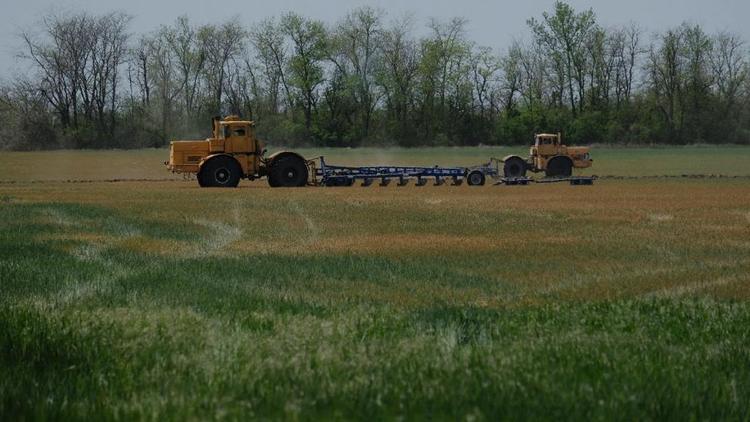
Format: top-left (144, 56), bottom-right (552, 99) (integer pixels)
top-left (3, 145), bottom-right (750, 182)
top-left (1, 147), bottom-right (750, 419)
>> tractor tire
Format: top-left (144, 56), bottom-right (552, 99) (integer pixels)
top-left (197, 171), bottom-right (207, 187)
top-left (467, 171), bottom-right (486, 186)
top-left (504, 157), bottom-right (527, 178)
top-left (545, 156), bottom-right (573, 178)
top-left (198, 156), bottom-right (242, 188)
top-left (267, 155), bottom-right (308, 188)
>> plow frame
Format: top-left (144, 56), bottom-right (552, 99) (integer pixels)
top-left (313, 156), bottom-right (468, 187)
top-left (306, 156), bottom-right (595, 187)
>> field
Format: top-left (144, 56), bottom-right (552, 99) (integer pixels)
top-left (1, 146), bottom-right (750, 419)
top-left (3, 145), bottom-right (750, 182)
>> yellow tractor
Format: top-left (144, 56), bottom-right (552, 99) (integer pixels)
top-left (502, 133), bottom-right (592, 178)
top-left (166, 115), bottom-right (309, 188)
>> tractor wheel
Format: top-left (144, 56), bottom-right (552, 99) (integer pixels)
top-left (268, 155), bottom-right (308, 188)
top-left (545, 156), bottom-right (573, 178)
top-left (504, 158), bottom-right (527, 178)
top-left (198, 156), bottom-right (242, 188)
top-left (467, 171), bottom-right (486, 186)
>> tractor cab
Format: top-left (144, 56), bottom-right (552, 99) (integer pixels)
top-left (531, 133), bottom-right (563, 158)
top-left (208, 115), bottom-right (262, 155)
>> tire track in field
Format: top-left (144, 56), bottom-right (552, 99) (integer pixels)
top-left (289, 201), bottom-right (321, 245)
top-left (42, 207), bottom-right (140, 304)
top-left (644, 275), bottom-right (746, 298)
top-left (536, 258), bottom-right (750, 299)
top-left (190, 198), bottom-right (244, 257)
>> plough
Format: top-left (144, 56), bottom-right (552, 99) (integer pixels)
top-left (309, 157), bottom-right (595, 187)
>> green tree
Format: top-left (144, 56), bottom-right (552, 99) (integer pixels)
top-left (528, 1), bottom-right (597, 115)
top-left (281, 13), bottom-right (328, 136)
top-left (328, 7), bottom-right (384, 141)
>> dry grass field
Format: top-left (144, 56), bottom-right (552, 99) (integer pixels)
top-left (1, 147), bottom-right (750, 419)
top-left (2, 145), bottom-right (749, 182)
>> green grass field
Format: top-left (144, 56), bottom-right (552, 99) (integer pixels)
top-left (1, 147), bottom-right (750, 419)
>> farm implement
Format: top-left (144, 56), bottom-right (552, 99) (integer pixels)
top-left (311, 156), bottom-right (493, 187)
top-left (166, 115), bottom-right (595, 188)
top-left (310, 157), bottom-right (595, 187)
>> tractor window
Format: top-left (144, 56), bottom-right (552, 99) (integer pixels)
top-left (232, 128), bottom-right (246, 137)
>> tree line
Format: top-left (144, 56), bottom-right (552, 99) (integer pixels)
top-left (1, 2), bottom-right (748, 150)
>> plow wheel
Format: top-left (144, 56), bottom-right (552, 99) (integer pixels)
top-left (467, 171), bottom-right (485, 186)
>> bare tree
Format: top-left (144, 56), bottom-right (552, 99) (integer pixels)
top-left (129, 35), bottom-right (152, 108)
top-left (224, 47), bottom-right (259, 119)
top-left (21, 12), bottom-right (130, 144)
top-left (22, 13), bottom-right (92, 128)
top-left (198, 20), bottom-right (247, 114)
top-left (90, 12), bottom-right (130, 136)
top-left (622, 24), bottom-right (643, 104)
top-left (377, 15), bottom-right (419, 142)
top-left (647, 29), bottom-right (684, 141)
top-left (163, 16), bottom-right (206, 129)
top-left (512, 41), bottom-right (548, 111)
top-left (135, 30), bottom-right (183, 141)
top-left (0, 78), bottom-right (58, 149)
top-left (709, 32), bottom-right (748, 142)
top-left (250, 18), bottom-right (292, 114)
top-left (470, 45), bottom-right (502, 117)
top-left (500, 42), bottom-right (524, 114)
top-left (711, 32), bottom-right (747, 109)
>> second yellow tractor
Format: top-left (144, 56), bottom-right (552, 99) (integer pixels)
top-left (503, 133), bottom-right (592, 178)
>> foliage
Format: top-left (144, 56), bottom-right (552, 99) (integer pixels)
top-left (2, 2), bottom-right (749, 150)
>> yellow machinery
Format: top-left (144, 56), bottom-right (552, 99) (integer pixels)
top-left (166, 116), bottom-right (309, 188)
top-left (502, 133), bottom-right (592, 178)
top-left (167, 119), bottom-right (594, 187)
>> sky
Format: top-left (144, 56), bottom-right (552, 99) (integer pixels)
top-left (1, 0), bottom-right (749, 77)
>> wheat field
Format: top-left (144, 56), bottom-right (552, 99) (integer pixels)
top-left (1, 147), bottom-right (750, 419)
